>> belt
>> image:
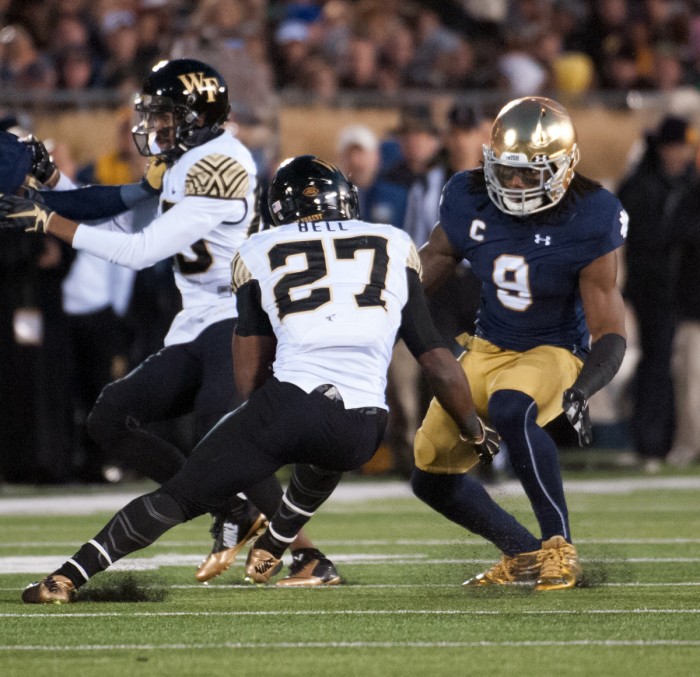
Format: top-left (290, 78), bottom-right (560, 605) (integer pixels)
top-left (313, 384), bottom-right (381, 416)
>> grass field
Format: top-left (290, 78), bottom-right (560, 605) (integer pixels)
top-left (0, 469), bottom-right (699, 677)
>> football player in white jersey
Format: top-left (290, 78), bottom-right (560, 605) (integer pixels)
top-left (0, 59), bottom-right (331, 585)
top-left (18, 155), bottom-right (498, 602)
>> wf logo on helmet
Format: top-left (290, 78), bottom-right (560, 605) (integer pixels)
top-left (177, 72), bottom-right (221, 102)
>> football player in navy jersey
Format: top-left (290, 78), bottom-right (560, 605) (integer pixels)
top-left (412, 96), bottom-right (628, 590)
top-left (17, 155), bottom-right (498, 603)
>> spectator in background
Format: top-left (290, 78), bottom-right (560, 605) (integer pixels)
top-left (378, 21), bottom-right (416, 92)
top-left (407, 7), bottom-right (461, 88)
top-left (316, 0), bottom-right (352, 68)
top-left (0, 24), bottom-right (56, 90)
top-left (133, 3), bottom-right (170, 76)
top-left (298, 55), bottom-right (339, 104)
top-left (580, 0), bottom-right (632, 86)
top-left (497, 28), bottom-right (550, 96)
top-left (271, 20), bottom-right (313, 89)
top-left (55, 44), bottom-right (101, 90)
top-left (617, 115), bottom-right (699, 472)
top-left (49, 10), bottom-right (104, 73)
top-left (100, 9), bottom-right (143, 91)
top-left (665, 140), bottom-right (700, 468)
top-left (381, 106), bottom-right (442, 229)
top-left (76, 108), bottom-right (143, 185)
top-left (339, 35), bottom-right (380, 90)
top-left (335, 124), bottom-right (406, 232)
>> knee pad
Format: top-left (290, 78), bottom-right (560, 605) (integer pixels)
top-left (414, 415), bottom-right (480, 473)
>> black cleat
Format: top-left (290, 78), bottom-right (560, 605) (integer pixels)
top-left (276, 548), bottom-right (341, 587)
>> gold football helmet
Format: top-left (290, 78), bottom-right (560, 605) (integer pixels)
top-left (483, 96), bottom-right (579, 216)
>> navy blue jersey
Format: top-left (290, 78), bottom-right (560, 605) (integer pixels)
top-left (439, 171), bottom-right (628, 354)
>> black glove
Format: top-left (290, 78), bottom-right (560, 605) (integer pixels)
top-left (0, 193), bottom-right (56, 232)
top-left (21, 135), bottom-right (59, 187)
top-left (461, 417), bottom-right (500, 465)
top-left (562, 387), bottom-right (593, 447)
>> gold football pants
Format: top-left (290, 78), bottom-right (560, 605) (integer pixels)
top-left (414, 334), bottom-right (583, 474)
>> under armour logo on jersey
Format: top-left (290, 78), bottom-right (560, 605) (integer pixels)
top-left (534, 234), bottom-right (551, 246)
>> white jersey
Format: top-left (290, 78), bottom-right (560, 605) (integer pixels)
top-left (232, 218), bottom-right (421, 409)
top-left (72, 131), bottom-right (258, 345)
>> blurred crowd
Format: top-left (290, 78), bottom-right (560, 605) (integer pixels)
top-left (3, 0), bottom-right (700, 110)
top-left (3, 0), bottom-right (700, 484)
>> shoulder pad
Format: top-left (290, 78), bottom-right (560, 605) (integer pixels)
top-left (185, 154), bottom-right (250, 199)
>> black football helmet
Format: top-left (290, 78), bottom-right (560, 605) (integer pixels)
top-left (268, 155), bottom-right (359, 226)
top-left (132, 58), bottom-right (231, 159)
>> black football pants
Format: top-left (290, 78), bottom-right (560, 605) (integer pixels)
top-left (163, 377), bottom-right (388, 518)
top-left (85, 319), bottom-right (284, 518)
top-left (55, 377), bottom-right (387, 586)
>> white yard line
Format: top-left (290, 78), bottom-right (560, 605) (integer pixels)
top-left (1, 640), bottom-right (699, 651)
top-left (2, 608), bottom-right (700, 618)
top-left (2, 553), bottom-right (700, 574)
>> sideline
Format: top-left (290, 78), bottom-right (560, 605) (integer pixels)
top-left (0, 476), bottom-right (699, 515)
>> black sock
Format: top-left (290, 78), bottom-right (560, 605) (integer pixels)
top-left (54, 489), bottom-right (188, 588)
top-left (489, 389), bottom-right (571, 540)
top-left (256, 465), bottom-right (343, 559)
top-left (411, 468), bottom-right (540, 556)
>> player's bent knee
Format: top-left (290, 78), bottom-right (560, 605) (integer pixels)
top-left (411, 466), bottom-right (442, 502)
top-left (86, 386), bottom-right (132, 448)
top-left (488, 389), bottom-right (535, 429)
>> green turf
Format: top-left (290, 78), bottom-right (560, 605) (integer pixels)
top-left (0, 475), bottom-right (699, 676)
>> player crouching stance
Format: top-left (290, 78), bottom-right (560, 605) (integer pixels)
top-left (19, 155), bottom-right (496, 603)
top-left (412, 96), bottom-right (627, 590)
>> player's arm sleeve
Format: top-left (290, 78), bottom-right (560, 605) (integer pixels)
top-left (569, 333), bottom-right (626, 399)
top-left (588, 201), bottom-right (628, 262)
top-left (398, 267), bottom-right (448, 358)
top-left (39, 182), bottom-right (152, 220)
top-left (231, 250), bottom-right (274, 336)
top-left (234, 281), bottom-right (275, 336)
top-left (72, 194), bottom-right (246, 269)
top-left (231, 252), bottom-right (276, 396)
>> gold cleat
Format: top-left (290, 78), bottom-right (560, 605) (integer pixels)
top-left (276, 548), bottom-right (341, 588)
top-left (195, 511), bottom-right (268, 583)
top-left (22, 575), bottom-right (76, 604)
top-left (244, 548), bottom-right (283, 584)
top-left (463, 549), bottom-right (541, 587)
top-left (534, 535), bottom-right (582, 591)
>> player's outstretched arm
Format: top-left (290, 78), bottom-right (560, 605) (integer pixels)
top-left (399, 266), bottom-right (496, 456)
top-left (39, 182), bottom-right (153, 221)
